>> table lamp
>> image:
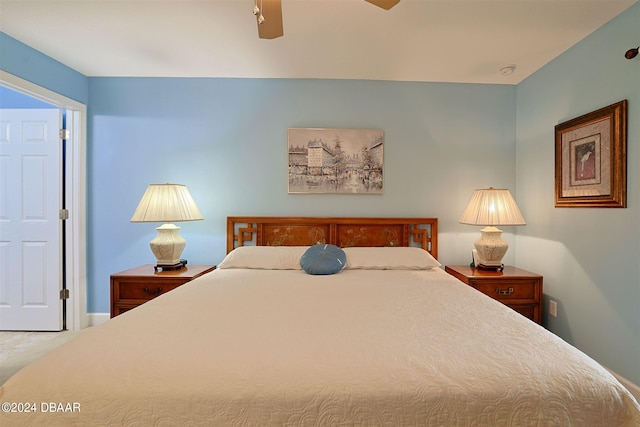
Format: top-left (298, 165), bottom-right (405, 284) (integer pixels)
top-left (131, 184), bottom-right (203, 270)
top-left (459, 187), bottom-right (526, 271)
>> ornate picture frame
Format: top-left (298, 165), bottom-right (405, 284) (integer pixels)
top-left (554, 100), bottom-right (627, 208)
top-left (288, 128), bottom-right (384, 194)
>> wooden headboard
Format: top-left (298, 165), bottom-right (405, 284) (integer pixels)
top-left (226, 217), bottom-right (438, 259)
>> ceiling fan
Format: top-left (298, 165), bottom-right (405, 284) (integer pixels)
top-left (253, 0), bottom-right (401, 39)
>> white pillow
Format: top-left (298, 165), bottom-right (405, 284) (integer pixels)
top-left (218, 246), bottom-right (310, 270)
top-left (343, 246), bottom-right (441, 270)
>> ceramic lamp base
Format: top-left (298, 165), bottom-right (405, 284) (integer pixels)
top-left (473, 226), bottom-right (508, 270)
top-left (149, 223), bottom-right (186, 265)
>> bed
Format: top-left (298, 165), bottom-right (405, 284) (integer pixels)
top-left (1, 216), bottom-right (639, 426)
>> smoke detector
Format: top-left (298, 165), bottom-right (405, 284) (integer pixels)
top-left (499, 64), bottom-right (516, 76)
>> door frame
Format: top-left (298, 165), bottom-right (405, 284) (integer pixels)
top-left (1, 70), bottom-right (87, 330)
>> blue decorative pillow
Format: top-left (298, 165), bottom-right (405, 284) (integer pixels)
top-left (300, 244), bottom-right (347, 275)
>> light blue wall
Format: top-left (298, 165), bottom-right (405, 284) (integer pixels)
top-left (88, 77), bottom-right (516, 312)
top-left (515, 3), bottom-right (640, 384)
top-left (0, 33), bottom-right (88, 104)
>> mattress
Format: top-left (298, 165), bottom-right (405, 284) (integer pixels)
top-left (1, 267), bottom-right (639, 426)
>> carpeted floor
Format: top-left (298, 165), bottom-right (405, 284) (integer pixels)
top-left (0, 330), bottom-right (84, 385)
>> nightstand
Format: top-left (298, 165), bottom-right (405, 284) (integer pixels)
top-left (110, 264), bottom-right (215, 318)
top-left (444, 265), bottom-right (543, 324)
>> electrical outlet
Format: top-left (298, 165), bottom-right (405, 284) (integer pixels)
top-left (549, 300), bottom-right (558, 317)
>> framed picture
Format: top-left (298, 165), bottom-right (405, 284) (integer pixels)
top-left (288, 128), bottom-right (384, 194)
top-left (554, 100), bottom-right (627, 208)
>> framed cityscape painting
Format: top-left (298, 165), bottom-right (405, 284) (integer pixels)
top-left (288, 128), bottom-right (384, 194)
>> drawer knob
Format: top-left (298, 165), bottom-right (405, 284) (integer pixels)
top-left (495, 287), bottom-right (514, 296)
top-left (144, 287), bottom-right (162, 296)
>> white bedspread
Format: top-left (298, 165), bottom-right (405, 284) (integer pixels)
top-left (2, 268), bottom-right (639, 426)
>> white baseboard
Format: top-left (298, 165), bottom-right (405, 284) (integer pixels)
top-left (87, 313), bottom-right (110, 327)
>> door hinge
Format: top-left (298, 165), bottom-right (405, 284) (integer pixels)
top-left (60, 289), bottom-right (70, 300)
top-left (59, 129), bottom-right (70, 139)
top-left (59, 209), bottom-right (69, 220)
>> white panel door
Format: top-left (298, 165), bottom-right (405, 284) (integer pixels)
top-left (0, 109), bottom-right (63, 331)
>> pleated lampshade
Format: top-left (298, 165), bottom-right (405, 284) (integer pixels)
top-left (459, 188), bottom-right (525, 226)
top-left (131, 184), bottom-right (203, 223)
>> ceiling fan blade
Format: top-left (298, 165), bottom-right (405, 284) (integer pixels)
top-left (365, 0), bottom-right (400, 10)
top-left (257, 0), bottom-right (283, 39)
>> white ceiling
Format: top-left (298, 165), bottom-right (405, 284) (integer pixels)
top-left (1, 0), bottom-right (636, 85)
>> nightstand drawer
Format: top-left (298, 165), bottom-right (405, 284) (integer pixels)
top-left (110, 265), bottom-right (215, 318)
top-left (115, 281), bottom-right (184, 301)
top-left (444, 265), bottom-right (543, 325)
top-left (469, 279), bottom-right (540, 302)
top-left (510, 305), bottom-right (537, 321)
